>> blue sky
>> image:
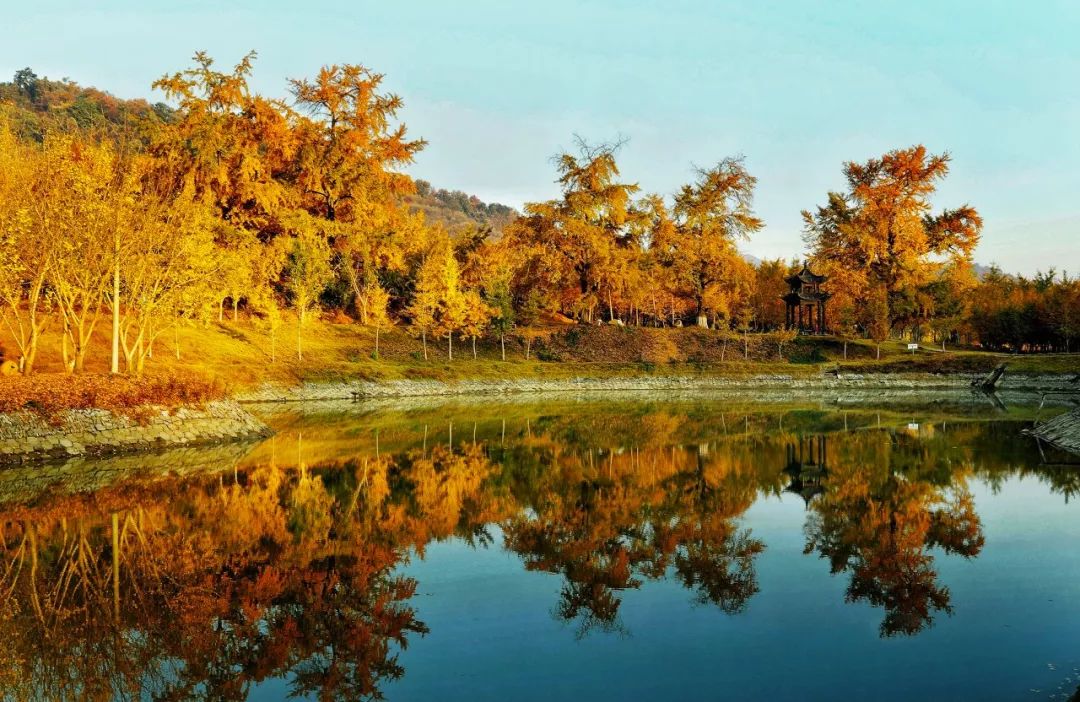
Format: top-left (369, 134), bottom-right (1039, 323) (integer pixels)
top-left (4, 0), bottom-right (1078, 274)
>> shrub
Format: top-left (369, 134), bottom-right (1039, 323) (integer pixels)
top-left (789, 347), bottom-right (828, 364)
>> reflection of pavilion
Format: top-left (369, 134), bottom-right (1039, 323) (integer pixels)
top-left (784, 435), bottom-right (828, 506)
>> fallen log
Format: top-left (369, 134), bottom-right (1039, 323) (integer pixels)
top-left (971, 363), bottom-right (1007, 391)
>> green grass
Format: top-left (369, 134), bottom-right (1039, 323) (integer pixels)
top-left (1, 316), bottom-right (1074, 400)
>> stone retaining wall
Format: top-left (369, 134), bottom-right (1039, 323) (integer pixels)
top-left (235, 372), bottom-right (1079, 403)
top-left (0, 400), bottom-right (271, 464)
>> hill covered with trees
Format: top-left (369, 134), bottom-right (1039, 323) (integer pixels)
top-left (0, 67), bottom-right (516, 236)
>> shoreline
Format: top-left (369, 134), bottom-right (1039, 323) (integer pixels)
top-left (0, 400), bottom-right (270, 465)
top-left (234, 371), bottom-right (1080, 403)
top-left (0, 370), bottom-right (1075, 465)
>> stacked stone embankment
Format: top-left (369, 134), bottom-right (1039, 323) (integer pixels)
top-left (0, 400), bottom-right (270, 464)
top-left (235, 372), bottom-right (1078, 403)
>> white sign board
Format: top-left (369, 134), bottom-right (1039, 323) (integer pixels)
top-left (907, 343), bottom-right (919, 350)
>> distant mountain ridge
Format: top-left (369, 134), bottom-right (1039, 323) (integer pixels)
top-left (408, 180), bottom-right (517, 236)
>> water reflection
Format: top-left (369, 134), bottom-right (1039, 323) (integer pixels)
top-left (0, 400), bottom-right (1075, 699)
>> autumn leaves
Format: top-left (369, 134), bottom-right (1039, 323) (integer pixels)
top-left (802, 146), bottom-right (983, 351)
top-left (9, 49), bottom-right (1070, 378)
top-left (506, 141), bottom-right (763, 330)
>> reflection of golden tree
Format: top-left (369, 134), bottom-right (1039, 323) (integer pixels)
top-left (804, 462), bottom-right (984, 637)
top-left (503, 442), bottom-right (767, 636)
top-left (0, 463), bottom-right (428, 701)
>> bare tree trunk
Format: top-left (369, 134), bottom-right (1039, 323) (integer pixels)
top-left (374, 324), bottom-right (380, 360)
top-left (23, 325), bottom-right (41, 375)
top-left (61, 316), bottom-right (73, 374)
top-left (876, 343), bottom-right (881, 360)
top-left (297, 314), bottom-right (303, 362)
top-left (500, 333), bottom-right (506, 361)
top-left (448, 333), bottom-right (453, 361)
top-left (233, 298), bottom-right (239, 322)
top-left (135, 337), bottom-right (147, 376)
top-left (472, 335), bottom-right (477, 359)
top-left (111, 255), bottom-right (120, 374)
top-left (174, 320), bottom-right (181, 360)
top-left (843, 340), bottom-right (848, 360)
top-left (73, 316), bottom-right (92, 372)
top-left (422, 330), bottom-right (427, 360)
top-left (526, 335), bottom-right (531, 360)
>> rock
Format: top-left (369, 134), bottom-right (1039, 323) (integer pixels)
top-left (0, 400), bottom-right (271, 465)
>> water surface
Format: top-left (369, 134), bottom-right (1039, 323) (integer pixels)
top-left (0, 394), bottom-right (1078, 701)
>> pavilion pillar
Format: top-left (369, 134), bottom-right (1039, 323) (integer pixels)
top-left (820, 302), bottom-right (826, 333)
top-left (798, 305), bottom-right (803, 330)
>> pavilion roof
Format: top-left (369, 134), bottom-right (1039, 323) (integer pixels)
top-left (785, 263), bottom-right (828, 287)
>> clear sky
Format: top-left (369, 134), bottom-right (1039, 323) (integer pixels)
top-left (4, 0), bottom-right (1078, 274)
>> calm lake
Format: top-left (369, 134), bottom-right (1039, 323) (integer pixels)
top-left (1, 392), bottom-right (1078, 701)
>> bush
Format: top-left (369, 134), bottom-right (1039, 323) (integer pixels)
top-left (537, 349), bottom-right (561, 362)
top-left (788, 347), bottom-right (828, 364)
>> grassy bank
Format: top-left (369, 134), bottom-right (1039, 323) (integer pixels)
top-left (0, 316), bottom-right (1075, 410)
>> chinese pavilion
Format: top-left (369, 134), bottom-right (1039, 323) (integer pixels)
top-left (782, 263), bottom-right (830, 333)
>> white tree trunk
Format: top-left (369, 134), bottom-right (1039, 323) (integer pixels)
top-left (111, 258), bottom-right (120, 374)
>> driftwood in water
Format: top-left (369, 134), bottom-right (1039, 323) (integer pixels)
top-left (971, 363), bottom-right (1007, 391)
top-left (1025, 408), bottom-right (1080, 456)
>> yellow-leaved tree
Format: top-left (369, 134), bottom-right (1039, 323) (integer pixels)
top-left (802, 146), bottom-right (982, 338)
top-left (0, 120), bottom-right (56, 374)
top-left (115, 180), bottom-right (219, 375)
top-left (651, 157), bottom-right (763, 328)
top-left (506, 139), bottom-right (642, 323)
top-left (46, 135), bottom-right (125, 372)
top-left (283, 214), bottom-right (334, 362)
